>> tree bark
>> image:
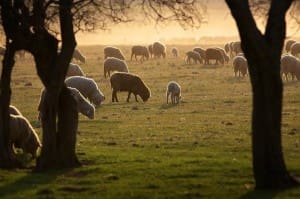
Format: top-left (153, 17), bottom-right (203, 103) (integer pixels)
top-left (225, 0), bottom-right (299, 189)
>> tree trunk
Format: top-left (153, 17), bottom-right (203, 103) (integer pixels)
top-left (0, 41), bottom-right (18, 168)
top-left (225, 0), bottom-right (299, 189)
top-left (57, 86), bottom-right (80, 168)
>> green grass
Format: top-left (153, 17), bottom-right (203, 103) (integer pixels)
top-left (0, 44), bottom-right (300, 198)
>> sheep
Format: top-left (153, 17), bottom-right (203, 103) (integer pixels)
top-left (104, 46), bottom-right (125, 60)
top-left (205, 48), bottom-right (225, 65)
top-left (285, 39), bottom-right (296, 52)
top-left (280, 54), bottom-right (300, 81)
top-left (171, 47), bottom-right (178, 58)
top-left (224, 43), bottom-right (231, 54)
top-left (152, 41), bottom-right (166, 59)
top-left (233, 56), bottom-right (248, 77)
top-left (131, 45), bottom-right (149, 61)
top-left (230, 41), bottom-right (242, 56)
top-left (104, 57), bottom-right (129, 78)
top-left (9, 105), bottom-right (23, 115)
top-left (38, 87), bottom-right (95, 120)
top-left (65, 76), bottom-right (105, 107)
top-left (148, 44), bottom-right (153, 58)
top-left (290, 42), bottom-right (300, 57)
top-left (73, 48), bottom-right (86, 63)
top-left (193, 47), bottom-right (206, 63)
top-left (9, 114), bottom-right (41, 158)
top-left (66, 63), bottom-right (85, 77)
top-left (110, 72), bottom-right (151, 102)
top-left (215, 47), bottom-right (230, 63)
top-left (185, 51), bottom-right (201, 64)
top-left (166, 81), bottom-right (181, 104)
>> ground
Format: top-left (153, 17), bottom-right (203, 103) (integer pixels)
top-left (0, 44), bottom-right (299, 198)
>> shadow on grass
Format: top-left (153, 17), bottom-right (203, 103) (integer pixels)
top-left (239, 189), bottom-right (277, 199)
top-left (0, 169), bottom-right (71, 198)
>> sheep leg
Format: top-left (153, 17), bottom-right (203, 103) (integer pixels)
top-left (166, 92), bottom-right (170, 104)
top-left (134, 94), bottom-right (138, 102)
top-left (127, 91), bottom-right (131, 102)
top-left (112, 90), bottom-right (118, 102)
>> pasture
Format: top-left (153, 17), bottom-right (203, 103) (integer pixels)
top-left (0, 44), bottom-right (300, 198)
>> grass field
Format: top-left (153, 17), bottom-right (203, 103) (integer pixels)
top-left (0, 44), bottom-right (300, 198)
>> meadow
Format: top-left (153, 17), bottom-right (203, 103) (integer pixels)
top-left (0, 44), bottom-right (299, 198)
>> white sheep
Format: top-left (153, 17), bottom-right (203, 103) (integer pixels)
top-left (233, 56), bottom-right (248, 77)
top-left (73, 48), bottom-right (86, 63)
top-left (65, 76), bottom-right (105, 107)
top-left (280, 54), bottom-right (300, 81)
top-left (166, 81), bottom-right (181, 104)
top-left (9, 114), bottom-right (41, 158)
top-left (104, 46), bottom-right (125, 60)
top-left (38, 87), bottom-right (95, 120)
top-left (66, 63), bottom-right (85, 77)
top-left (104, 57), bottom-right (129, 78)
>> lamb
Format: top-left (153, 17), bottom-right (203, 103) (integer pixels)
top-left (205, 48), bottom-right (225, 65)
top-left (104, 46), bottom-right (125, 60)
top-left (285, 39), bottom-right (296, 52)
top-left (171, 47), bottom-right (178, 58)
top-left (104, 57), bottom-right (129, 78)
top-left (73, 48), bottom-right (86, 63)
top-left (233, 56), bottom-right (248, 77)
top-left (110, 72), bottom-right (151, 102)
top-left (38, 87), bottom-right (95, 120)
top-left (166, 81), bottom-right (181, 104)
top-left (152, 41), bottom-right (166, 59)
top-left (9, 114), bottom-right (41, 158)
top-left (185, 51), bottom-right (201, 64)
top-left (66, 63), bottom-right (85, 77)
top-left (290, 42), bottom-right (300, 57)
top-left (131, 45), bottom-right (149, 61)
top-left (193, 47), bottom-right (206, 63)
top-left (280, 54), bottom-right (300, 81)
top-left (65, 76), bottom-right (105, 107)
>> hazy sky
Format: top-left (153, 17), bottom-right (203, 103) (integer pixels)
top-left (76, 1), bottom-right (300, 45)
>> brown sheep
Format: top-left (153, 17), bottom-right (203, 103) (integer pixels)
top-left (285, 39), bottom-right (296, 52)
top-left (104, 46), bottom-right (125, 60)
top-left (185, 51), bottom-right (201, 64)
top-left (9, 114), bottom-right (41, 158)
top-left (215, 47), bottom-right (230, 63)
top-left (152, 41), bottom-right (166, 59)
top-left (290, 42), bottom-right (300, 57)
top-left (205, 48), bottom-right (225, 65)
top-left (193, 47), bottom-right (206, 63)
top-left (131, 45), bottom-right (149, 61)
top-left (281, 54), bottom-right (300, 81)
top-left (233, 56), bottom-right (248, 77)
top-left (110, 72), bottom-right (151, 102)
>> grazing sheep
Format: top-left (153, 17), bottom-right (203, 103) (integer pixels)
top-left (9, 105), bottom-right (23, 116)
top-left (73, 48), bottom-right (86, 63)
top-left (152, 41), bottom-right (166, 59)
top-left (233, 56), bottom-right (248, 77)
top-left (215, 47), bottom-right (230, 63)
top-left (148, 44), bottom-right (153, 58)
top-left (104, 57), bottom-right (129, 78)
top-left (65, 76), bottom-right (105, 107)
top-left (110, 72), bottom-right (151, 102)
top-left (9, 114), bottom-right (41, 158)
top-left (230, 41), bottom-right (242, 55)
top-left (185, 51), bottom-right (201, 64)
top-left (104, 46), bottom-right (125, 60)
top-left (38, 87), bottom-right (95, 120)
top-left (66, 63), bottom-right (85, 77)
top-left (285, 39), bottom-right (296, 52)
top-left (166, 81), bottom-right (181, 104)
top-left (224, 43), bottom-right (231, 54)
top-left (205, 48), bottom-right (225, 65)
top-left (171, 47), bottom-right (178, 58)
top-left (290, 42), bottom-right (300, 57)
top-left (193, 47), bottom-right (206, 63)
top-left (280, 54), bottom-right (300, 81)
top-left (131, 45), bottom-right (149, 61)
